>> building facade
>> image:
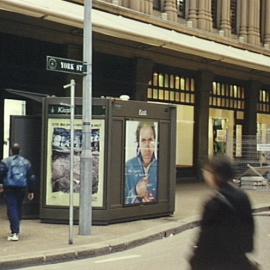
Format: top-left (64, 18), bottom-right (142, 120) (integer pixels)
top-left (1, 0), bottom-right (270, 180)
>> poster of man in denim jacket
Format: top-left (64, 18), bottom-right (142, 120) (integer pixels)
top-left (125, 121), bottom-right (158, 205)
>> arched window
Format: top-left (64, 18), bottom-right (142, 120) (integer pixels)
top-left (211, 0), bottom-right (218, 28)
top-left (260, 0), bottom-right (266, 44)
top-left (176, 0), bottom-right (186, 18)
top-left (230, 0), bottom-right (238, 34)
top-left (153, 0), bottom-right (162, 11)
top-left (212, 0), bottom-right (221, 29)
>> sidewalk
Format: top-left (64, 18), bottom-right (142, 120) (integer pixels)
top-left (0, 182), bottom-right (269, 269)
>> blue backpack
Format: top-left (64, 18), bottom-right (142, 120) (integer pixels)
top-left (4, 156), bottom-right (29, 188)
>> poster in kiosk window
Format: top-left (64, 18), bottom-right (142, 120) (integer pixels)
top-left (125, 120), bottom-right (159, 205)
top-left (45, 118), bottom-right (105, 208)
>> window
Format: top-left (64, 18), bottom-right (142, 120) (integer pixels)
top-left (260, 0), bottom-right (266, 44)
top-left (148, 72), bottom-right (195, 104)
top-left (176, 0), bottom-right (186, 18)
top-left (211, 0), bottom-right (218, 29)
top-left (258, 89), bottom-right (270, 113)
top-left (210, 82), bottom-right (245, 110)
top-left (230, 0), bottom-right (238, 34)
top-left (153, 0), bottom-right (162, 11)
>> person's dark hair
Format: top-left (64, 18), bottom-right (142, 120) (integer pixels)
top-left (135, 121), bottom-right (156, 143)
top-left (11, 143), bottom-right (20, 155)
top-left (204, 155), bottom-right (235, 185)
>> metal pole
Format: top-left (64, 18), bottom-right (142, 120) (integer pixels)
top-left (64, 79), bottom-right (76, 244)
top-left (79, 0), bottom-right (92, 235)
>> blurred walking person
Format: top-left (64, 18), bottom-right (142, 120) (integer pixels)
top-left (189, 155), bottom-right (259, 270)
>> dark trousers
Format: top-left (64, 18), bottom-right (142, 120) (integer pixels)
top-left (4, 189), bottom-right (26, 234)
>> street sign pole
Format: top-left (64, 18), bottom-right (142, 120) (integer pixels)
top-left (63, 79), bottom-right (76, 244)
top-left (79, 0), bottom-right (92, 235)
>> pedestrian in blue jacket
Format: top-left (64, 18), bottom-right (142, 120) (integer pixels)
top-left (0, 143), bottom-right (34, 241)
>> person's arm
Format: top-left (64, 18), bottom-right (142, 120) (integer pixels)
top-left (26, 163), bottom-right (35, 200)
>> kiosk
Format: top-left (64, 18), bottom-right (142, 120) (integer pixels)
top-left (40, 97), bottom-right (176, 224)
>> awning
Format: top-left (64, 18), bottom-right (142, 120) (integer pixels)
top-left (1, 0), bottom-right (270, 72)
top-left (5, 88), bottom-right (49, 102)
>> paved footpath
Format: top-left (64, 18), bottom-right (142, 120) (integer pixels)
top-left (0, 182), bottom-right (269, 269)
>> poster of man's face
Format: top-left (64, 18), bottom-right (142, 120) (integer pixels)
top-left (125, 120), bottom-right (159, 205)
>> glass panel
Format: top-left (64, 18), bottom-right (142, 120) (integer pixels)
top-left (212, 82), bottom-right (217, 95)
top-left (159, 90), bottom-right (164, 100)
top-left (186, 77), bottom-right (190, 91)
top-left (190, 79), bottom-right (195, 91)
top-left (153, 89), bottom-right (158, 99)
top-left (235, 124), bottom-right (242, 157)
top-left (153, 73), bottom-right (158, 86)
top-left (175, 76), bottom-right (180, 89)
top-left (164, 74), bottom-right (169, 88)
top-left (170, 91), bottom-right (175, 101)
top-left (170, 75), bottom-right (174, 89)
top-left (176, 105), bottom-right (194, 166)
top-left (191, 94), bottom-right (194, 103)
top-left (147, 88), bottom-right (152, 99)
top-left (164, 90), bottom-right (169, 100)
top-left (175, 92), bottom-right (180, 102)
top-left (180, 77), bottom-right (185, 90)
top-left (186, 93), bottom-right (190, 103)
top-left (181, 92), bottom-right (185, 102)
top-left (159, 74), bottom-right (164, 87)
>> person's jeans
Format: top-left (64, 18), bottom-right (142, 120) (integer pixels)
top-left (4, 189), bottom-right (26, 234)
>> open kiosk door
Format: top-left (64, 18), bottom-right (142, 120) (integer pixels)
top-left (9, 115), bottom-right (42, 218)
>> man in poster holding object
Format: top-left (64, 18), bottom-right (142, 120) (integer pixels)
top-left (125, 121), bottom-right (158, 205)
top-left (0, 143), bottom-right (34, 241)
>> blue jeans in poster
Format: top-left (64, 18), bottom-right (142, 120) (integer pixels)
top-left (4, 189), bottom-right (26, 234)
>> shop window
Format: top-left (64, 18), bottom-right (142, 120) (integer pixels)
top-left (209, 109), bottom-right (234, 158)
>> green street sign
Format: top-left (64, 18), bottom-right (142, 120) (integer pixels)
top-left (46, 56), bottom-right (87, 75)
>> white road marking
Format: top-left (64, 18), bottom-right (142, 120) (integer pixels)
top-left (94, 255), bottom-right (141, 264)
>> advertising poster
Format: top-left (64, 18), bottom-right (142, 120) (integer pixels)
top-left (46, 118), bottom-right (105, 207)
top-left (124, 120), bottom-right (159, 205)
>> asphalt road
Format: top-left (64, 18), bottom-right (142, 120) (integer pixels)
top-left (20, 214), bottom-right (270, 270)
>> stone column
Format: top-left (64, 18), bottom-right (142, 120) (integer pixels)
top-left (144, 0), bottom-right (153, 15)
top-left (247, 0), bottom-right (261, 45)
top-left (121, 0), bottom-right (129, 8)
top-left (264, 0), bottom-right (270, 47)
top-left (130, 0), bottom-right (140, 11)
top-left (220, 0), bottom-right (231, 36)
top-left (134, 58), bottom-right (153, 101)
top-left (239, 0), bottom-right (248, 41)
top-left (194, 70), bottom-right (214, 179)
top-left (205, 0), bottom-right (213, 31)
top-left (197, 0), bottom-right (207, 30)
top-left (187, 0), bottom-right (197, 28)
top-left (164, 0), bottom-right (177, 22)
